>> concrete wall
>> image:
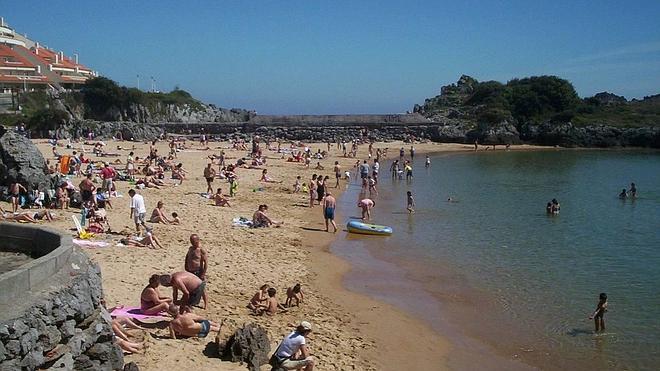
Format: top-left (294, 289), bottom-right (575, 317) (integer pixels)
top-left (0, 223), bottom-right (123, 371)
top-left (0, 223), bottom-right (72, 304)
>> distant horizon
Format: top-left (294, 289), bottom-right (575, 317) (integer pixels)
top-left (3, 1), bottom-right (659, 114)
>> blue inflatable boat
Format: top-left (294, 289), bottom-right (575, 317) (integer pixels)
top-left (346, 220), bottom-right (393, 236)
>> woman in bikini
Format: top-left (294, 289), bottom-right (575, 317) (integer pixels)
top-left (150, 201), bottom-right (173, 224)
top-left (140, 274), bottom-right (173, 315)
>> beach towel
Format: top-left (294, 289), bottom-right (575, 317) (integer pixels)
top-left (110, 306), bottom-right (169, 323)
top-left (73, 239), bottom-right (110, 248)
top-left (59, 155), bottom-right (71, 174)
top-left (232, 217), bottom-right (253, 228)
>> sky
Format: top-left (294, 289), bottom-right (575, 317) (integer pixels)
top-left (3, 1), bottom-right (660, 114)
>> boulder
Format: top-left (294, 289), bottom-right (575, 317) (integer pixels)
top-left (0, 127), bottom-right (50, 191)
top-left (221, 323), bottom-right (271, 371)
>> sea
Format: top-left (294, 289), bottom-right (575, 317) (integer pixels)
top-left (331, 149), bottom-right (660, 370)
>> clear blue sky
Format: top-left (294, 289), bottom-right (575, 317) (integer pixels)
top-left (3, 1), bottom-right (660, 114)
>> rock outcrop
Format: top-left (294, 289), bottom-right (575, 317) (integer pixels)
top-left (220, 323), bottom-right (270, 371)
top-left (0, 127), bottom-right (50, 191)
top-left (54, 120), bottom-right (164, 141)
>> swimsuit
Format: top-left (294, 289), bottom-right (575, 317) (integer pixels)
top-left (198, 319), bottom-right (211, 337)
top-left (188, 281), bottom-right (206, 306)
top-left (324, 207), bottom-right (335, 220)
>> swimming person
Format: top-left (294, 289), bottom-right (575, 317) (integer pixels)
top-left (407, 191), bottom-right (415, 213)
top-left (551, 198), bottom-right (560, 214)
top-left (589, 293), bottom-right (608, 332)
top-left (619, 189), bottom-right (628, 199)
top-left (629, 182), bottom-right (637, 198)
top-left (323, 191), bottom-right (337, 233)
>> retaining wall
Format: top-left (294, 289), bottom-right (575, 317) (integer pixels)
top-left (0, 223), bottom-right (123, 371)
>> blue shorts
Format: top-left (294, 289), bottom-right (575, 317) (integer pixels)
top-left (198, 320), bottom-right (210, 337)
top-left (324, 207), bottom-right (335, 220)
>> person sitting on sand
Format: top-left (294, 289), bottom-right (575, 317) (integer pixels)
top-left (315, 162), bottom-right (324, 170)
top-left (285, 283), bottom-right (304, 307)
top-left (213, 188), bottom-right (231, 207)
top-left (171, 212), bottom-right (180, 224)
top-left (269, 321), bottom-right (316, 371)
top-left (252, 204), bottom-right (282, 228)
top-left (248, 284), bottom-right (270, 311)
top-left (168, 304), bottom-right (223, 339)
top-left (140, 274), bottom-right (173, 315)
top-left (260, 168), bottom-right (281, 183)
top-left (159, 271), bottom-right (207, 309)
top-left (172, 163), bottom-right (187, 185)
top-left (254, 288), bottom-right (287, 316)
top-left (150, 201), bottom-right (174, 224)
top-left (358, 198), bottom-right (375, 220)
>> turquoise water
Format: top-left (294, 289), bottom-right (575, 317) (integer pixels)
top-left (333, 150), bottom-right (660, 370)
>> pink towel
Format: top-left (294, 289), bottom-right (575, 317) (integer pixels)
top-left (110, 306), bottom-right (169, 322)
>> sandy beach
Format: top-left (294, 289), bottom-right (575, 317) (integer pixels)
top-left (7, 139), bottom-right (544, 370)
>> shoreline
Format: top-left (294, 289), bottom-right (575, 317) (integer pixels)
top-left (301, 142), bottom-right (555, 370)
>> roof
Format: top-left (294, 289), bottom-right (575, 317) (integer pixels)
top-left (0, 44), bottom-right (36, 69)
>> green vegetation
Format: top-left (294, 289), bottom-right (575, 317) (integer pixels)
top-left (419, 75), bottom-right (659, 128)
top-left (81, 76), bottom-right (203, 118)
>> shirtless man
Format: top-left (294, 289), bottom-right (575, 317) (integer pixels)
top-left (9, 182), bottom-right (27, 213)
top-left (168, 304), bottom-right (222, 339)
top-left (322, 192), bottom-right (337, 233)
top-left (213, 188), bottom-right (230, 207)
top-left (203, 163), bottom-right (216, 194)
top-left (140, 274), bottom-right (172, 315)
top-left (159, 271), bottom-right (207, 309)
top-left (333, 161), bottom-right (341, 188)
top-left (79, 174), bottom-right (96, 206)
top-left (255, 288), bottom-right (287, 316)
top-left (358, 198), bottom-right (375, 220)
top-left (184, 234), bottom-right (208, 280)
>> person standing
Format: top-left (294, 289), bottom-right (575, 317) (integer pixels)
top-left (323, 192), bottom-right (337, 233)
top-left (9, 182), bottom-right (27, 213)
top-left (203, 163), bottom-right (216, 194)
top-left (128, 189), bottom-right (147, 233)
top-left (333, 161), bottom-right (341, 188)
top-left (359, 160), bottom-right (370, 180)
top-left (372, 159), bottom-right (380, 184)
top-left (185, 234), bottom-right (208, 280)
top-left (100, 163), bottom-right (116, 194)
top-left (79, 174), bottom-right (96, 206)
top-left (269, 321), bottom-right (316, 371)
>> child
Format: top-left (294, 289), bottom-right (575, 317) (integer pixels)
top-left (425, 155), bottom-right (431, 168)
top-left (368, 176), bottom-right (378, 196)
top-left (255, 288), bottom-right (287, 316)
top-left (285, 283), bottom-right (305, 307)
top-left (171, 212), bottom-right (180, 225)
top-left (293, 176), bottom-right (301, 193)
top-left (588, 293), bottom-right (608, 332)
top-left (407, 191), bottom-right (415, 213)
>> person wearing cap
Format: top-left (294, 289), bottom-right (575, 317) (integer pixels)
top-left (270, 321), bottom-right (315, 370)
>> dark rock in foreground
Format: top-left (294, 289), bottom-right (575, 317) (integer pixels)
top-left (220, 323), bottom-right (271, 371)
top-left (0, 127), bottom-right (50, 191)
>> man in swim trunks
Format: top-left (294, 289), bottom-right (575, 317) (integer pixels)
top-left (185, 234), bottom-right (208, 280)
top-left (160, 271), bottom-right (207, 309)
top-left (168, 304), bottom-right (222, 339)
top-left (9, 182), bottom-right (27, 213)
top-left (203, 163), bottom-right (216, 194)
top-left (323, 192), bottom-right (337, 233)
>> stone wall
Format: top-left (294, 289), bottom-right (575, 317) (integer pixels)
top-left (0, 223), bottom-right (123, 371)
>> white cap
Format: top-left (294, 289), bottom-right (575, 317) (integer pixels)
top-left (298, 321), bottom-right (312, 331)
